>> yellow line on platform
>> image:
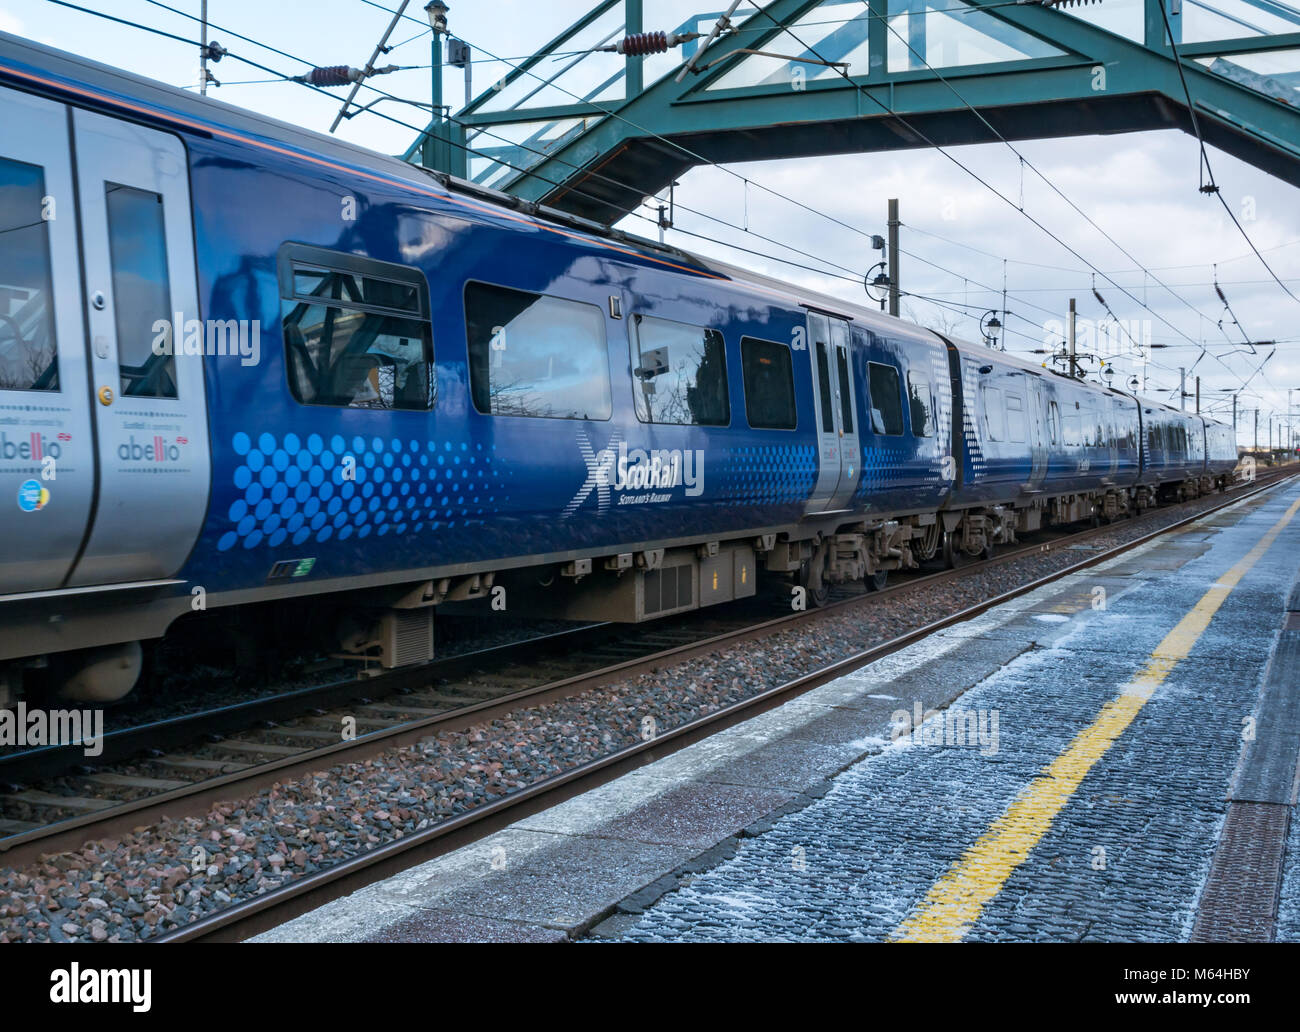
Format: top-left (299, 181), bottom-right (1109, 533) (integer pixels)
top-left (892, 495), bottom-right (1300, 943)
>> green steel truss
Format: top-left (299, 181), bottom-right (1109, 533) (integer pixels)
top-left (407, 0), bottom-right (1300, 225)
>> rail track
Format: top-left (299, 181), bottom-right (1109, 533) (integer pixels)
top-left (1, 467), bottom-right (1295, 941)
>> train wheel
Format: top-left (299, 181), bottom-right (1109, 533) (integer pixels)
top-left (943, 531), bottom-right (973, 569)
top-left (865, 569), bottom-right (888, 592)
top-left (797, 557), bottom-right (829, 608)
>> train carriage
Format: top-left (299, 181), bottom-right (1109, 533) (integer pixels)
top-left (0, 31), bottom-right (1239, 703)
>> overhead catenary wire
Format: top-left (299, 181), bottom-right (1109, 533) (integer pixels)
top-left (847, 0), bottom-right (1292, 409)
top-left (129, 0), bottom-right (887, 292)
top-left (341, 0), bottom-right (1090, 346)
top-left (348, 0), bottom-right (942, 253)
top-left (758, 2), bottom-right (1282, 405)
top-left (857, 0), bottom-right (1300, 405)
top-left (7, 5), bottom-right (1134, 393)
top-left (1153, 0), bottom-right (1300, 306)
top-left (840, 1), bottom-right (1237, 351)
top-left (45, 0), bottom-right (1289, 410)
top-left (329, 0), bottom-right (1215, 381)
top-left (47, 0), bottom-right (984, 347)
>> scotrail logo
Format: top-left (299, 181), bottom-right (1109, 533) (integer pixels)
top-left (0, 430), bottom-right (65, 462)
top-left (562, 430), bottom-right (704, 518)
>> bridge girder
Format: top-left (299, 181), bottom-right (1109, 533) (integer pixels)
top-left (413, 0), bottom-right (1300, 225)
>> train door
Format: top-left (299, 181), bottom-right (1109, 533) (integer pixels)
top-left (1025, 377), bottom-right (1048, 490)
top-left (1107, 398), bottom-right (1123, 477)
top-left (66, 109), bottom-right (211, 585)
top-left (804, 311), bottom-right (860, 514)
top-left (0, 87), bottom-right (96, 593)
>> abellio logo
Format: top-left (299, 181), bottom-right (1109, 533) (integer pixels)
top-left (118, 435), bottom-right (183, 464)
top-left (0, 430), bottom-right (63, 462)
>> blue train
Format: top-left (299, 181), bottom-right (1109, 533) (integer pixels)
top-left (0, 32), bottom-right (1237, 702)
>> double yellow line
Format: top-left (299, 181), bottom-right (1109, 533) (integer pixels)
top-left (892, 496), bottom-right (1300, 943)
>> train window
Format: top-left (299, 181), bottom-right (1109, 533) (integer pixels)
top-left (815, 340), bottom-right (835, 433)
top-left (740, 336), bottom-right (797, 430)
top-left (465, 282), bottom-right (609, 420)
top-left (1047, 401), bottom-right (1061, 445)
top-left (1062, 410), bottom-right (1082, 447)
top-left (982, 385), bottom-right (1005, 441)
top-left (106, 184), bottom-right (176, 398)
top-left (1006, 394), bottom-right (1026, 443)
top-left (280, 246), bottom-right (434, 411)
top-left (867, 362), bottom-right (904, 436)
top-left (907, 370), bottom-right (933, 438)
top-left (0, 156), bottom-right (58, 391)
top-left (630, 315), bottom-right (729, 426)
top-left (836, 347), bottom-right (854, 434)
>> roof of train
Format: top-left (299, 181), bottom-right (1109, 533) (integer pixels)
top-left (0, 31), bottom-right (1224, 430)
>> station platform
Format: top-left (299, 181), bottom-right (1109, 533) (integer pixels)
top-left (255, 478), bottom-right (1300, 943)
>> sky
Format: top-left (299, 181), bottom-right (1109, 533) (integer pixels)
top-left (4, 0), bottom-right (1299, 447)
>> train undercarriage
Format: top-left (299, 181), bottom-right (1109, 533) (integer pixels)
top-left (0, 472), bottom-right (1239, 706)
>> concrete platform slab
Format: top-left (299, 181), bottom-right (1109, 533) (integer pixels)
top-left (365, 910), bottom-right (568, 943)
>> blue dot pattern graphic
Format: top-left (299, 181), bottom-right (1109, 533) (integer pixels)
top-left (720, 444), bottom-right (817, 506)
top-left (217, 432), bottom-right (510, 552)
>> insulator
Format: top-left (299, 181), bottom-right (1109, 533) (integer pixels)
top-left (618, 31), bottom-right (669, 56)
top-left (305, 65), bottom-right (355, 87)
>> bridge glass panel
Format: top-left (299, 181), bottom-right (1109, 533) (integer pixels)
top-left (474, 4), bottom-right (627, 114)
top-left (1198, 48), bottom-right (1300, 107)
top-left (886, 0), bottom-right (1063, 72)
top-left (707, 0), bottom-right (873, 90)
top-left (1182, 0), bottom-right (1300, 44)
top-left (1059, 0), bottom-right (1143, 42)
top-left (467, 117), bottom-right (593, 190)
